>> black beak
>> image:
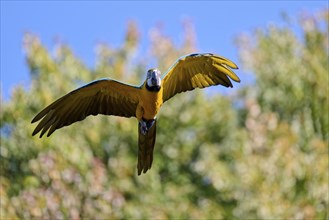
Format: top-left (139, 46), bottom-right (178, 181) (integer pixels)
top-left (151, 77), bottom-right (157, 86)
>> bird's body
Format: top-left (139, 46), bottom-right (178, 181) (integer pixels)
top-left (32, 53), bottom-right (240, 175)
top-left (137, 82), bottom-right (163, 121)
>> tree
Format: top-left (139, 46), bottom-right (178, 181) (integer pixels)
top-left (234, 9), bottom-right (328, 219)
top-left (1, 11), bottom-right (328, 219)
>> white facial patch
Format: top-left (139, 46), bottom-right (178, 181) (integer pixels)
top-left (147, 78), bottom-right (153, 87)
top-left (146, 69), bottom-right (161, 87)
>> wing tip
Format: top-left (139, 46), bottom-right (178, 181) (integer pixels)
top-left (31, 117), bottom-right (38, 124)
top-left (32, 126), bottom-right (42, 137)
top-left (234, 76), bottom-right (241, 83)
top-left (228, 60), bottom-right (239, 70)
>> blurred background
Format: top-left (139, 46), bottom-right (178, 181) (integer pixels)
top-left (1, 1), bottom-right (328, 219)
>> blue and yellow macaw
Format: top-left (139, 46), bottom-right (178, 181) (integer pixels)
top-left (32, 53), bottom-right (240, 175)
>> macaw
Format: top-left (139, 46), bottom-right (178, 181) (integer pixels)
top-left (31, 53), bottom-right (240, 175)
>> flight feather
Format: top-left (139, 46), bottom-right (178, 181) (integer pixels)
top-left (31, 79), bottom-right (140, 137)
top-left (161, 53), bottom-right (240, 102)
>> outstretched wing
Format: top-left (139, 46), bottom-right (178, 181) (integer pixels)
top-left (162, 53), bottom-right (240, 102)
top-left (31, 79), bottom-right (141, 138)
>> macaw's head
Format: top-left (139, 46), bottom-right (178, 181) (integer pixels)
top-left (146, 68), bottom-right (161, 91)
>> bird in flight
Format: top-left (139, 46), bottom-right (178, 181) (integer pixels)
top-left (31, 53), bottom-right (240, 175)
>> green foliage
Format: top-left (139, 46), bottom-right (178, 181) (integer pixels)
top-left (235, 10), bottom-right (328, 219)
top-left (1, 11), bottom-right (328, 219)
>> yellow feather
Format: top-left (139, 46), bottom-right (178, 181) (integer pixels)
top-left (212, 56), bottom-right (239, 69)
top-left (213, 63), bottom-right (241, 83)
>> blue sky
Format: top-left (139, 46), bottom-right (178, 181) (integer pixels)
top-left (1, 1), bottom-right (327, 100)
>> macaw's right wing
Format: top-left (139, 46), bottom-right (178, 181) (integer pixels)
top-left (31, 79), bottom-right (141, 138)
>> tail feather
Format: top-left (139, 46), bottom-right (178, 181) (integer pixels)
top-left (137, 119), bottom-right (156, 175)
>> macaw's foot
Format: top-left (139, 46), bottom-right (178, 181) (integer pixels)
top-left (139, 119), bottom-right (155, 135)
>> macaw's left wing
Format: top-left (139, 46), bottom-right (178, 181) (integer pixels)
top-left (161, 53), bottom-right (240, 102)
top-left (31, 79), bottom-right (141, 138)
